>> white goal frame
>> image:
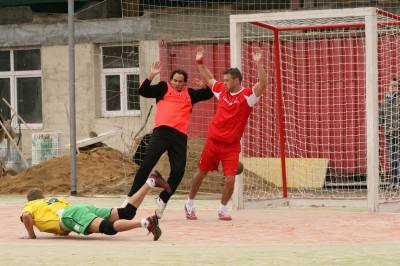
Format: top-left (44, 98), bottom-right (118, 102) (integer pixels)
top-left (230, 7), bottom-right (398, 212)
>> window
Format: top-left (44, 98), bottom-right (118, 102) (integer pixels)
top-left (101, 45), bottom-right (140, 117)
top-left (0, 49), bottom-right (42, 127)
top-left (0, 78), bottom-right (11, 119)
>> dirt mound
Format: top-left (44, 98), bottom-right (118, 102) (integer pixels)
top-left (0, 147), bottom-right (138, 195)
top-left (0, 139), bottom-right (238, 196)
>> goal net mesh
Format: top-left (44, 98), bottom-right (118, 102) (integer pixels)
top-left (67, 2), bottom-right (400, 200)
top-left (240, 11), bottom-right (400, 201)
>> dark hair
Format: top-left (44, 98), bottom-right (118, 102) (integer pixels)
top-left (223, 68), bottom-right (243, 82)
top-left (170, 69), bottom-right (188, 82)
top-left (27, 188), bottom-right (45, 201)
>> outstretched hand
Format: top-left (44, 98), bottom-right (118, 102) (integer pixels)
top-left (149, 61), bottom-right (161, 80)
top-left (252, 47), bottom-right (263, 63)
top-left (195, 46), bottom-right (214, 87)
top-left (20, 235), bottom-right (36, 239)
top-left (196, 46), bottom-right (205, 62)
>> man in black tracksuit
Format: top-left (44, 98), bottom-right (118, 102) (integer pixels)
top-left (123, 61), bottom-right (213, 218)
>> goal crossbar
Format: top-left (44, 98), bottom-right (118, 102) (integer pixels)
top-left (230, 7), bottom-right (398, 25)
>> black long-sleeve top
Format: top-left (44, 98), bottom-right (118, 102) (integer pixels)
top-left (139, 79), bottom-right (214, 104)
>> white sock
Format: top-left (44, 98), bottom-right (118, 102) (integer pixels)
top-left (121, 198), bottom-right (129, 208)
top-left (141, 218), bottom-right (149, 228)
top-left (186, 198), bottom-right (194, 208)
top-left (146, 178), bottom-right (156, 188)
top-left (157, 197), bottom-right (166, 207)
top-left (218, 203), bottom-right (228, 214)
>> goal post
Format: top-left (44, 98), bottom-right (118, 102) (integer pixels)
top-left (230, 21), bottom-right (244, 209)
top-left (230, 7), bottom-right (400, 212)
top-left (364, 12), bottom-right (379, 212)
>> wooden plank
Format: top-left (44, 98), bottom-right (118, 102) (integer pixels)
top-left (2, 98), bottom-right (32, 131)
top-left (242, 157), bottom-right (329, 189)
top-left (325, 181), bottom-right (367, 187)
top-left (65, 129), bottom-right (122, 148)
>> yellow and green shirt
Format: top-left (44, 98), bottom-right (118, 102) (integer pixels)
top-left (21, 197), bottom-right (71, 235)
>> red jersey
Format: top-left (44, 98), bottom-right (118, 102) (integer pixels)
top-left (154, 82), bottom-right (192, 134)
top-left (208, 81), bottom-right (260, 144)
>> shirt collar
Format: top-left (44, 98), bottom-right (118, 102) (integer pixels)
top-left (229, 87), bottom-right (244, 96)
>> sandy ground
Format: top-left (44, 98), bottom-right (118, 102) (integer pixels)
top-left (2, 196), bottom-right (400, 265)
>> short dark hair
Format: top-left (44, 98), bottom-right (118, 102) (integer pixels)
top-left (27, 188), bottom-right (44, 201)
top-left (170, 69), bottom-right (188, 82)
top-left (223, 68), bottom-right (243, 82)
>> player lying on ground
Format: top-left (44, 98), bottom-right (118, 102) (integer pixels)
top-left (20, 171), bottom-right (170, 241)
top-left (185, 46), bottom-right (267, 221)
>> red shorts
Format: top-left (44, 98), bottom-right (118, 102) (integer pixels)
top-left (197, 138), bottom-right (241, 177)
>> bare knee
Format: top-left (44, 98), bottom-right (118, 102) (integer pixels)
top-left (88, 217), bottom-right (103, 234)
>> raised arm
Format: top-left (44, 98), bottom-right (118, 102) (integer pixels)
top-left (196, 47), bottom-right (215, 88)
top-left (21, 212), bottom-right (36, 239)
top-left (148, 61), bottom-right (161, 81)
top-left (252, 47), bottom-right (267, 97)
top-left (139, 61), bottom-right (168, 99)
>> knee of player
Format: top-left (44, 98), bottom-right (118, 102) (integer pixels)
top-left (224, 176), bottom-right (235, 185)
top-left (196, 170), bottom-right (208, 179)
top-left (117, 203), bottom-right (137, 220)
top-left (99, 220), bottom-right (117, 235)
top-left (171, 162), bottom-right (185, 173)
top-left (171, 169), bottom-right (185, 179)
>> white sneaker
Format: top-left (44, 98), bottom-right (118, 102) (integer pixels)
top-left (185, 203), bottom-right (198, 220)
top-left (155, 197), bottom-right (166, 219)
top-left (218, 210), bottom-right (232, 221)
top-left (218, 204), bottom-right (232, 221)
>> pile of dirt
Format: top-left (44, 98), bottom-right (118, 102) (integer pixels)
top-left (0, 139), bottom-right (229, 196)
top-left (0, 147), bottom-right (138, 195)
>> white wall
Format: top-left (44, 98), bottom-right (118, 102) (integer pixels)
top-left (19, 41), bottom-right (159, 159)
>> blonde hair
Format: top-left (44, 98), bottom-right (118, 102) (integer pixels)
top-left (27, 188), bottom-right (44, 201)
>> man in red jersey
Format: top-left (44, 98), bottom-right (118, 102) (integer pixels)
top-left (185, 46), bottom-right (267, 221)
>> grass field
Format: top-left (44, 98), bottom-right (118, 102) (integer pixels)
top-left (1, 195), bottom-right (400, 265)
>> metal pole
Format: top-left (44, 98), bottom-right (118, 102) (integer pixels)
top-left (274, 30), bottom-right (288, 198)
top-left (365, 12), bottom-right (379, 212)
top-left (68, 0), bottom-right (77, 195)
top-left (229, 17), bottom-right (244, 209)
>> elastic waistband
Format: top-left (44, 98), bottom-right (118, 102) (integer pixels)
top-left (58, 209), bottom-right (69, 232)
top-left (154, 125), bottom-right (188, 138)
